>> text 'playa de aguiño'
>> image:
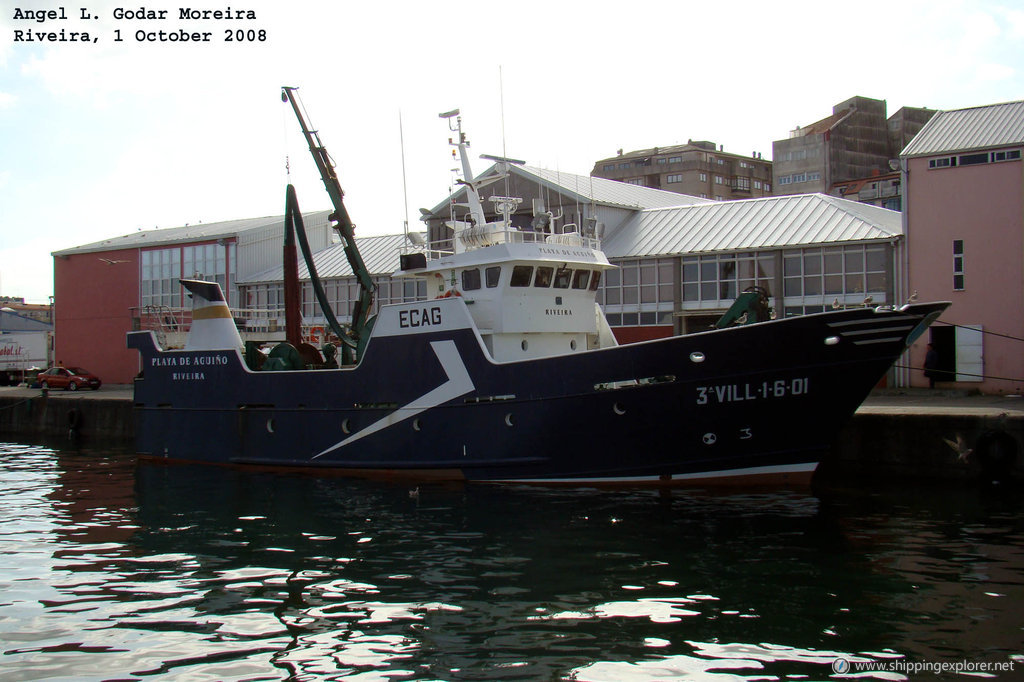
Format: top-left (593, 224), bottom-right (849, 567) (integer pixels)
top-left (11, 7), bottom-right (267, 44)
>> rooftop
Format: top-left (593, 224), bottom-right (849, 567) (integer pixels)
top-left (239, 233), bottom-right (408, 284)
top-left (52, 212), bottom-right (331, 257)
top-left (424, 164), bottom-right (710, 220)
top-left (901, 100), bottom-right (1024, 157)
top-left (593, 141), bottom-right (765, 165)
top-left (602, 193), bottom-right (901, 259)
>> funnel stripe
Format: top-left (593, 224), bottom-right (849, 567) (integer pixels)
top-left (193, 306), bottom-right (233, 320)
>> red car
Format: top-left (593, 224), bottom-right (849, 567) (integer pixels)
top-left (37, 367), bottom-right (102, 391)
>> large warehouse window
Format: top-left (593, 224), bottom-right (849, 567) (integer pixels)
top-left (245, 276), bottom-right (428, 323)
top-left (782, 243), bottom-right (888, 315)
top-left (600, 258), bottom-right (675, 327)
top-left (183, 242), bottom-right (236, 307)
top-left (680, 252), bottom-right (775, 308)
top-left (140, 248), bottom-right (181, 308)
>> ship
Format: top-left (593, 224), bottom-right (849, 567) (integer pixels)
top-left (126, 90), bottom-right (949, 485)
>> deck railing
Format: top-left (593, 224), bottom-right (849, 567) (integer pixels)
top-left (130, 305), bottom-right (332, 348)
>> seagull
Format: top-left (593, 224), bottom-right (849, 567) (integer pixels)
top-left (832, 298), bottom-right (841, 310)
top-left (943, 434), bottom-right (973, 463)
top-left (862, 295), bottom-right (874, 307)
top-left (907, 290), bottom-right (918, 303)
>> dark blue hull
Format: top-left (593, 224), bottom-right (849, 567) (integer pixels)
top-left (128, 299), bottom-right (948, 484)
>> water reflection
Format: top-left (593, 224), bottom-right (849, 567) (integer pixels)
top-left (0, 440), bottom-right (1021, 680)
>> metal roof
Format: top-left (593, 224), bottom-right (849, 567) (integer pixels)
top-left (424, 164), bottom-right (709, 218)
top-left (901, 100), bottom-right (1024, 157)
top-left (52, 211), bottom-right (332, 256)
top-left (239, 233), bottom-right (408, 283)
top-left (602, 193), bottom-right (901, 259)
top-left (518, 165), bottom-right (710, 209)
top-left (241, 194), bottom-right (898, 282)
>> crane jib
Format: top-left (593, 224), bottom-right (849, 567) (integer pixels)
top-left (281, 86), bottom-right (377, 354)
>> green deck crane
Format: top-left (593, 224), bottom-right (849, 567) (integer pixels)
top-left (281, 86), bottom-right (377, 362)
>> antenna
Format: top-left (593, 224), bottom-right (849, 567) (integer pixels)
top-left (499, 65), bottom-right (507, 159)
top-left (399, 110), bottom-right (410, 242)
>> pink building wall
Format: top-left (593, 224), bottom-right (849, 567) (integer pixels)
top-left (905, 156), bottom-right (1024, 393)
top-left (54, 248), bottom-right (140, 385)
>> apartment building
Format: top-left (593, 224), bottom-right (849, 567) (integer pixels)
top-left (774, 96), bottom-right (934, 199)
top-left (591, 141), bottom-right (772, 201)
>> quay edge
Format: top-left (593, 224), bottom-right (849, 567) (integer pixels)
top-left (823, 392), bottom-right (1024, 484)
top-left (0, 387), bottom-right (134, 441)
top-left (0, 387), bottom-right (1021, 483)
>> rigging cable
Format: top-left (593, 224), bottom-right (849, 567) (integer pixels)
top-left (931, 320), bottom-right (1024, 344)
top-left (895, 317), bottom-right (1024, 386)
top-left (398, 110), bottom-right (410, 240)
top-left (892, 363), bottom-right (1024, 385)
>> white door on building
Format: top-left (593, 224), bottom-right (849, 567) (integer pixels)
top-left (955, 324), bottom-right (983, 383)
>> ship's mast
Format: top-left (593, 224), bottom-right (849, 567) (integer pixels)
top-left (439, 109), bottom-right (487, 227)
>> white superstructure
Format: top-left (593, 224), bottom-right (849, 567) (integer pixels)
top-left (395, 111), bottom-right (618, 362)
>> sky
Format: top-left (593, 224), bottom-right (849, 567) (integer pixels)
top-left (1, 0), bottom-right (1023, 303)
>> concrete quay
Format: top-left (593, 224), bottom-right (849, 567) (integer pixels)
top-left (1, 385), bottom-right (1021, 483)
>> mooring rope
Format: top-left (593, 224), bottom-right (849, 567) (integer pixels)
top-left (893, 363), bottom-right (1024, 385)
top-left (932, 319), bottom-right (1024, 345)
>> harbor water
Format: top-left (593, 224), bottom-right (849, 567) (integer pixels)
top-left (1, 440), bottom-right (1022, 681)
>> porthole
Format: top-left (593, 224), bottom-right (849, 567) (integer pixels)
top-left (504, 413), bottom-right (514, 427)
top-left (690, 352), bottom-right (705, 363)
top-left (570, 339), bottom-right (577, 351)
top-left (613, 402), bottom-right (626, 416)
top-left (413, 418), bottom-right (422, 432)
top-left (342, 418), bottom-right (351, 434)
top-left (266, 418), bottom-right (275, 433)
top-left (521, 339), bottom-right (529, 351)
top-left (824, 336), bottom-right (840, 346)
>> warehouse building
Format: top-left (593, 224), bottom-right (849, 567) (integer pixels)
top-left (243, 165), bottom-right (903, 344)
top-left (52, 212), bottom-right (334, 384)
top-left (53, 165), bottom-right (905, 384)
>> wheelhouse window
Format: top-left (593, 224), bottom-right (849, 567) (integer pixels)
top-left (588, 271), bottom-right (602, 291)
top-left (554, 267), bottom-right (572, 289)
top-left (510, 266), bottom-right (533, 287)
top-left (485, 266), bottom-right (501, 288)
top-left (461, 268), bottom-right (481, 291)
top-left (572, 270), bottom-right (591, 290)
top-left (534, 267), bottom-right (553, 287)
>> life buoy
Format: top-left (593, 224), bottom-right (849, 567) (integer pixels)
top-left (437, 289), bottom-right (462, 299)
